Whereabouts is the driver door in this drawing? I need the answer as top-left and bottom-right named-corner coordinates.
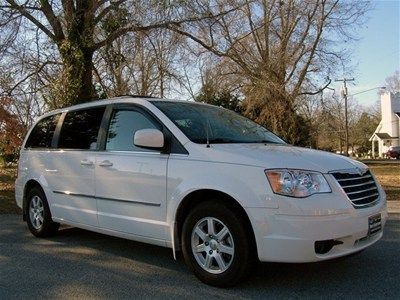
top-left (95, 106), bottom-right (169, 241)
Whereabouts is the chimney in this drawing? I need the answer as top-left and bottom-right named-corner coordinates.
top-left (380, 92), bottom-right (400, 137)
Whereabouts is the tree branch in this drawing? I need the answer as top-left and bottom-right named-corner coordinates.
top-left (40, 1), bottom-right (65, 42)
top-left (5, 0), bottom-right (56, 40)
top-left (293, 0), bottom-right (339, 96)
top-left (93, 5), bottom-right (242, 50)
top-left (3, 61), bottom-right (56, 96)
top-left (299, 77), bottom-right (332, 96)
top-left (94, 0), bottom-right (127, 25)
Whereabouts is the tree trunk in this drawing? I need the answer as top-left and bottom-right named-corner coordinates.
top-left (56, 41), bottom-right (95, 107)
top-left (57, 0), bottom-right (96, 106)
top-left (77, 50), bottom-right (95, 102)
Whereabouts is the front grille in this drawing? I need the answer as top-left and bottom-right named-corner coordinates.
top-left (332, 170), bottom-right (379, 208)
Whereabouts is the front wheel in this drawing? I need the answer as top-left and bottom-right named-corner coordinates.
top-left (26, 187), bottom-right (59, 237)
top-left (182, 201), bottom-right (254, 287)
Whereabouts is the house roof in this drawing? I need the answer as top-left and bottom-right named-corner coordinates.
top-left (374, 132), bottom-right (399, 139)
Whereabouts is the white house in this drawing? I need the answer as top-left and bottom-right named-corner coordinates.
top-left (370, 92), bottom-right (400, 157)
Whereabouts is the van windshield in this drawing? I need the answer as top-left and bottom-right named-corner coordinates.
top-left (152, 101), bottom-right (285, 144)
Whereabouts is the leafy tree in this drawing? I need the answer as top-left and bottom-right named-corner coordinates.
top-left (0, 97), bottom-right (26, 163)
top-left (195, 65), bottom-right (242, 113)
top-left (196, 88), bottom-right (242, 113)
top-left (351, 112), bottom-right (379, 157)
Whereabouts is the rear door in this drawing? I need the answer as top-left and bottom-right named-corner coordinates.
top-left (49, 106), bottom-right (105, 226)
top-left (95, 105), bottom-right (169, 240)
top-left (23, 113), bottom-right (61, 213)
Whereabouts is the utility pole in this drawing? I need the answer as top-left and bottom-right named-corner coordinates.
top-left (335, 77), bottom-right (355, 157)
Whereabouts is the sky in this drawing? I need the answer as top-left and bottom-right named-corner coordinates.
top-left (333, 0), bottom-right (400, 107)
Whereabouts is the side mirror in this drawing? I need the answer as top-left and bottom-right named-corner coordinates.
top-left (133, 129), bottom-right (164, 149)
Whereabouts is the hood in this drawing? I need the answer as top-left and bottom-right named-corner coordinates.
top-left (189, 143), bottom-right (367, 173)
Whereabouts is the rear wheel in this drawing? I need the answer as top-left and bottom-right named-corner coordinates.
top-left (26, 187), bottom-right (59, 237)
top-left (182, 201), bottom-right (254, 287)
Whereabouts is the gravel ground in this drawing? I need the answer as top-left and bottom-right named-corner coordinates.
top-left (0, 214), bottom-right (399, 299)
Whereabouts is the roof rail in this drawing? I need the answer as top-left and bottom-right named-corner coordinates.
top-left (116, 94), bottom-right (159, 99)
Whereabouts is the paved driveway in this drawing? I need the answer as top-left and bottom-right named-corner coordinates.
top-left (1, 214), bottom-right (399, 299)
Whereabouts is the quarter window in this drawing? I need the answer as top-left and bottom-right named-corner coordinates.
top-left (58, 107), bottom-right (105, 150)
top-left (106, 110), bottom-right (159, 151)
top-left (25, 114), bottom-right (61, 148)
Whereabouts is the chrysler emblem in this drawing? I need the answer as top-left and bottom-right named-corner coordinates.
top-left (357, 167), bottom-right (367, 176)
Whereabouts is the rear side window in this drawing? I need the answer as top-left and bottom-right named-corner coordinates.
top-left (25, 114), bottom-right (60, 148)
top-left (58, 107), bottom-right (105, 150)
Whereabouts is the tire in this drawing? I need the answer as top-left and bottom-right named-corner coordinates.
top-left (26, 186), bottom-right (59, 237)
top-left (181, 201), bottom-right (254, 287)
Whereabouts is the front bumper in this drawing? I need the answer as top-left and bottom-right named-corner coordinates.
top-left (247, 195), bottom-right (387, 263)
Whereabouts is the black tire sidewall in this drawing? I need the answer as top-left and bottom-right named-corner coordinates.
top-left (26, 187), bottom-right (58, 237)
top-left (182, 201), bottom-right (252, 287)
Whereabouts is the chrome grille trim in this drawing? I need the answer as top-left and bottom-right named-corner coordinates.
top-left (331, 170), bottom-right (380, 209)
top-left (336, 174), bottom-right (372, 182)
top-left (351, 192), bottom-right (379, 202)
top-left (341, 180), bottom-right (375, 188)
top-left (346, 186), bottom-right (379, 195)
top-left (352, 198), bottom-right (380, 207)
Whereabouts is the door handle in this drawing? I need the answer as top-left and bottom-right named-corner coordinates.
top-left (80, 159), bottom-right (94, 166)
top-left (99, 160), bottom-right (113, 167)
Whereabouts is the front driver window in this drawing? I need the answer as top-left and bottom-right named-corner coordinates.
top-left (106, 110), bottom-right (159, 152)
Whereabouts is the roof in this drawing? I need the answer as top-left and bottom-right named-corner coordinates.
top-left (373, 132), bottom-right (399, 139)
top-left (37, 96), bottom-right (162, 119)
top-left (32, 96), bottom-right (206, 124)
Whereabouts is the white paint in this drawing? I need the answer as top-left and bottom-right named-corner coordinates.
top-left (134, 128), bottom-right (164, 149)
top-left (15, 96), bottom-right (388, 266)
top-left (370, 92), bottom-right (400, 157)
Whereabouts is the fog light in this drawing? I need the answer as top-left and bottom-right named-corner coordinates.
top-left (314, 239), bottom-right (343, 254)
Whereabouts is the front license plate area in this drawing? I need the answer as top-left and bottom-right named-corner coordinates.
top-left (368, 214), bottom-right (382, 236)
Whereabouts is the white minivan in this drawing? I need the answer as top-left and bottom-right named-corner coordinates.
top-left (15, 96), bottom-right (387, 287)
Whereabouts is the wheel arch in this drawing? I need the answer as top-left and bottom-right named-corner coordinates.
top-left (174, 189), bottom-right (257, 257)
top-left (22, 179), bottom-right (43, 221)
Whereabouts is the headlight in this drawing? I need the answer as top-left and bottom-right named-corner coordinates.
top-left (265, 169), bottom-right (331, 198)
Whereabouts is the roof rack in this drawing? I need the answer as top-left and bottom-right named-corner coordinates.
top-left (116, 94), bottom-right (159, 99)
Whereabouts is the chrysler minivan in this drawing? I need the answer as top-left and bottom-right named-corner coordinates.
top-left (15, 96), bottom-right (387, 287)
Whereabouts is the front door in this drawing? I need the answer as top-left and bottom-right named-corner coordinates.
top-left (95, 107), bottom-right (169, 241)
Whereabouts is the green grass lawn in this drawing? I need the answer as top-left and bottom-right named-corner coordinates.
top-left (1, 163), bottom-right (399, 214)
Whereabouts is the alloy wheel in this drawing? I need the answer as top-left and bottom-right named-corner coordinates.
top-left (29, 195), bottom-right (44, 230)
top-left (191, 217), bottom-right (235, 274)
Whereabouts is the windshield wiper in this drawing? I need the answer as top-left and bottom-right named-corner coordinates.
top-left (207, 138), bottom-right (240, 144)
top-left (192, 138), bottom-right (241, 144)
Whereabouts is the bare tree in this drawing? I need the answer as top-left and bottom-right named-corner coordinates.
top-left (313, 92), bottom-right (366, 154)
top-left (167, 0), bottom-right (370, 143)
top-left (0, 0), bottom-right (241, 106)
top-left (94, 28), bottom-right (184, 98)
top-left (384, 70), bottom-right (400, 93)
